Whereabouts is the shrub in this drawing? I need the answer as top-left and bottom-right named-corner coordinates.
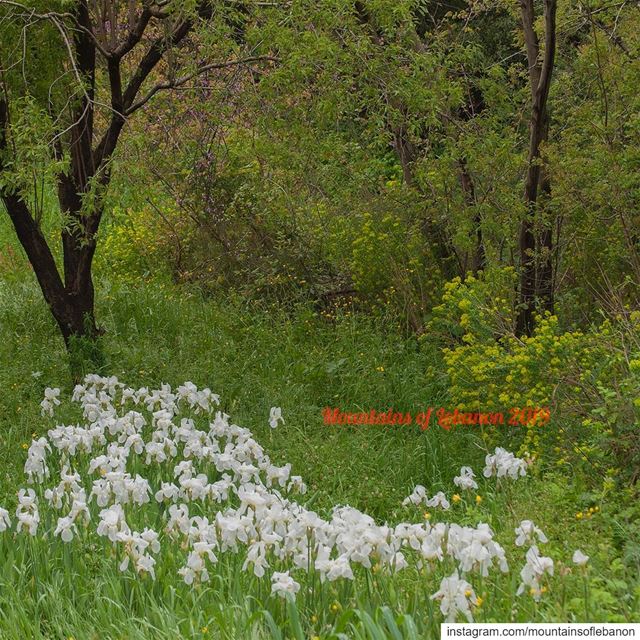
top-left (428, 273), bottom-right (640, 484)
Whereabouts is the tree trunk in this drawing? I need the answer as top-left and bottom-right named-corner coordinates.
top-left (1, 190), bottom-right (98, 346)
top-left (57, 177), bottom-right (101, 345)
top-left (516, 0), bottom-right (557, 337)
top-left (537, 173), bottom-right (554, 316)
top-left (1, 97), bottom-right (99, 359)
top-left (458, 157), bottom-right (486, 276)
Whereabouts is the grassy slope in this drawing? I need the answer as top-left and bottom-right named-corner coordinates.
top-left (0, 271), bottom-right (638, 638)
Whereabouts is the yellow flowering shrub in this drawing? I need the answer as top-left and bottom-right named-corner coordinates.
top-left (429, 272), bottom-right (640, 477)
top-left (349, 211), bottom-right (428, 299)
top-left (428, 267), bottom-right (517, 344)
top-left (97, 206), bottom-right (187, 282)
top-left (333, 207), bottom-right (441, 322)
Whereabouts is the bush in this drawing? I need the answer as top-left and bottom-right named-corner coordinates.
top-left (428, 272), bottom-right (640, 485)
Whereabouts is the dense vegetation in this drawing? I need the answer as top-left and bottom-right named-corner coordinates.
top-left (0, 0), bottom-right (639, 637)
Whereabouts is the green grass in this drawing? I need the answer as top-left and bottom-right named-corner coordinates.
top-left (0, 275), bottom-right (638, 639)
top-left (1, 275), bottom-right (462, 518)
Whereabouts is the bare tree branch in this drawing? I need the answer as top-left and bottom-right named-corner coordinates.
top-left (125, 55), bottom-right (279, 115)
top-left (111, 6), bottom-right (152, 59)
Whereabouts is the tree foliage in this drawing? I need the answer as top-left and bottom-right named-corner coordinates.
top-left (1, 0), bottom-right (638, 348)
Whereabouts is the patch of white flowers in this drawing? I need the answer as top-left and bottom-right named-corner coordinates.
top-left (402, 486), bottom-right (450, 510)
top-left (0, 377), bottom-right (577, 623)
top-left (431, 571), bottom-right (478, 622)
top-left (453, 466), bottom-right (478, 491)
top-left (16, 488), bottom-right (39, 535)
top-left (269, 407), bottom-right (284, 429)
top-left (513, 518), bottom-right (554, 601)
top-left (514, 520), bottom-right (548, 547)
top-left (517, 545), bottom-right (554, 600)
top-left (271, 570), bottom-right (301, 598)
top-left (0, 507), bottom-right (10, 532)
top-left (483, 447), bottom-right (528, 479)
top-left (40, 387), bottom-right (61, 417)
top-left (572, 550), bottom-right (589, 567)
